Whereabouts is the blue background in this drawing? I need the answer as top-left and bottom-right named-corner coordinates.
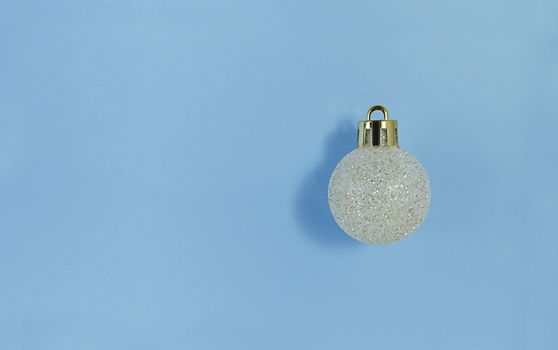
top-left (1, 0), bottom-right (557, 349)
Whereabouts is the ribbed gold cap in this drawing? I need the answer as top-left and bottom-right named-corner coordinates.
top-left (357, 105), bottom-right (398, 148)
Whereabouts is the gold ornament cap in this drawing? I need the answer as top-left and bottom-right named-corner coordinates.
top-left (357, 105), bottom-right (398, 148)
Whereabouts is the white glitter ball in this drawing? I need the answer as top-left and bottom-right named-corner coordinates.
top-left (328, 147), bottom-right (430, 244)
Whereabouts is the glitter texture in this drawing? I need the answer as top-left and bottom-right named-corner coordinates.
top-left (328, 147), bottom-right (430, 244)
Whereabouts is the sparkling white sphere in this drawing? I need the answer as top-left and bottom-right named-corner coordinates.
top-left (328, 147), bottom-right (430, 244)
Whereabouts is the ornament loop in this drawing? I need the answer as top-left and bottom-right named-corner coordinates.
top-left (367, 105), bottom-right (389, 121)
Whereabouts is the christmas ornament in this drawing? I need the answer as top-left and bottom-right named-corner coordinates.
top-left (328, 105), bottom-right (430, 244)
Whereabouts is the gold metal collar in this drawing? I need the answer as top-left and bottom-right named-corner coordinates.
top-left (357, 105), bottom-right (398, 148)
